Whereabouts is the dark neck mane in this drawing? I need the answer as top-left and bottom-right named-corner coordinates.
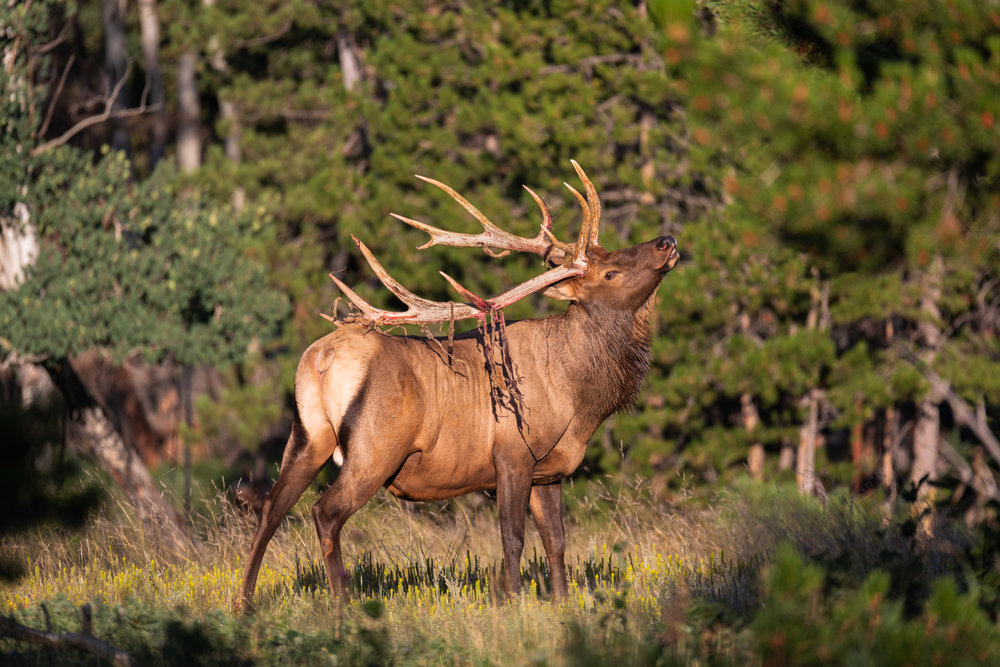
top-left (554, 292), bottom-right (657, 420)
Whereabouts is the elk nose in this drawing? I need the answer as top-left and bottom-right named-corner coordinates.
top-left (656, 235), bottom-right (677, 251)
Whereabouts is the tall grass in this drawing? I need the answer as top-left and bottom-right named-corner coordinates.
top-left (0, 473), bottom-right (986, 665)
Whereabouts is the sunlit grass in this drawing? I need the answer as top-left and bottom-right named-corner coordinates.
top-left (1, 475), bottom-right (979, 664)
top-left (1, 482), bottom-right (733, 615)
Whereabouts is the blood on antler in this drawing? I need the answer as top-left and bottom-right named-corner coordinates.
top-left (325, 160), bottom-right (604, 327)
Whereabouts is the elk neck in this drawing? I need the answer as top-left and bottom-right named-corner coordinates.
top-left (545, 290), bottom-right (657, 420)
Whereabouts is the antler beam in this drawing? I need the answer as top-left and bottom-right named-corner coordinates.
top-left (329, 161), bottom-right (604, 327)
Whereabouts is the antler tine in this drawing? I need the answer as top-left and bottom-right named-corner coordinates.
top-left (563, 183), bottom-right (593, 265)
top-left (329, 162), bottom-right (604, 328)
top-left (523, 185), bottom-right (572, 261)
top-left (442, 265), bottom-right (587, 312)
top-left (415, 175), bottom-right (502, 235)
top-left (328, 272), bottom-right (382, 321)
top-left (522, 185), bottom-right (552, 232)
top-left (486, 263), bottom-right (585, 309)
top-left (390, 175), bottom-right (571, 262)
top-left (570, 159), bottom-right (602, 249)
top-left (332, 236), bottom-right (482, 325)
top-left (352, 237), bottom-right (444, 310)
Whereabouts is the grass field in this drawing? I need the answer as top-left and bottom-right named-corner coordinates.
top-left (2, 474), bottom-right (998, 665)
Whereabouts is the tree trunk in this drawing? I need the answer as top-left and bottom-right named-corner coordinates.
top-left (797, 389), bottom-right (818, 496)
top-left (43, 358), bottom-right (195, 557)
top-left (881, 405), bottom-right (899, 497)
top-left (2, 27), bottom-right (38, 291)
top-left (779, 440), bottom-right (795, 470)
top-left (204, 0), bottom-right (244, 209)
top-left (797, 276), bottom-right (828, 496)
top-left (850, 393), bottom-right (875, 491)
top-left (911, 255), bottom-right (944, 497)
top-left (911, 400), bottom-right (939, 492)
top-left (102, 0), bottom-right (130, 157)
top-left (741, 393), bottom-right (764, 480)
top-left (176, 52), bottom-right (201, 172)
top-left (880, 319), bottom-right (898, 499)
top-left (137, 0), bottom-right (166, 170)
top-left (337, 32), bottom-right (362, 93)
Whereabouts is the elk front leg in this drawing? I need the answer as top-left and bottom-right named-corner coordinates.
top-left (493, 445), bottom-right (534, 598)
top-left (529, 482), bottom-right (568, 601)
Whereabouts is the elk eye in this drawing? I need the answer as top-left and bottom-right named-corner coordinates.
top-left (604, 270), bottom-right (618, 281)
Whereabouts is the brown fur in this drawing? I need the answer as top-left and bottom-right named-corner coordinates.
top-left (235, 235), bottom-right (679, 611)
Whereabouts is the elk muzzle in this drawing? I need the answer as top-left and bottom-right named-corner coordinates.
top-left (655, 235), bottom-right (680, 272)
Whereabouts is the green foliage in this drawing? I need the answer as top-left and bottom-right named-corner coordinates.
top-left (168, 0), bottom-right (706, 320)
top-left (755, 542), bottom-right (1000, 666)
top-left (7, 0), bottom-right (1000, 510)
top-left (2, 0), bottom-right (289, 373)
top-left (642, 0), bottom-right (1000, 490)
top-left (678, 0), bottom-right (1000, 273)
top-left (0, 150), bottom-right (288, 365)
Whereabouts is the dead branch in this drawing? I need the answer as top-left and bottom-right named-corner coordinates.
top-left (0, 605), bottom-right (133, 667)
top-left (235, 18), bottom-right (294, 48)
top-left (539, 53), bottom-right (662, 77)
top-left (36, 53), bottom-right (75, 139)
top-left (897, 344), bottom-right (1000, 468)
top-left (29, 27), bottom-right (70, 57)
top-left (30, 62), bottom-right (161, 157)
top-left (939, 436), bottom-right (975, 486)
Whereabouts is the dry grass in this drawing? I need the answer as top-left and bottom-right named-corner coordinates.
top-left (0, 474), bottom-right (976, 664)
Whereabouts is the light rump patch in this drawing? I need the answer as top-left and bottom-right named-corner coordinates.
top-left (298, 332), bottom-right (373, 466)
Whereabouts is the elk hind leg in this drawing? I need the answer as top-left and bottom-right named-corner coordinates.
top-left (311, 448), bottom-right (403, 598)
top-left (529, 482), bottom-right (568, 600)
top-left (235, 420), bottom-right (331, 613)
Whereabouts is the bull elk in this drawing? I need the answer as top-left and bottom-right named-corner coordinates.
top-left (235, 161), bottom-right (679, 611)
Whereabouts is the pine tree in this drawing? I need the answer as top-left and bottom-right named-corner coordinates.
top-left (0, 3), bottom-right (287, 550)
top-left (663, 0), bottom-right (1000, 497)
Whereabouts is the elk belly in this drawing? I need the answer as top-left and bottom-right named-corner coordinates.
top-left (385, 437), bottom-right (497, 501)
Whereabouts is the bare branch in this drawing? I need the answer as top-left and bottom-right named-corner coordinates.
top-left (37, 53), bottom-right (75, 139)
top-left (235, 19), bottom-right (294, 48)
top-left (897, 344), bottom-right (1000, 468)
top-left (30, 62), bottom-right (161, 157)
top-left (29, 27), bottom-right (70, 57)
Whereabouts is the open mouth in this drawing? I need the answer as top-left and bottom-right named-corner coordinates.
top-left (659, 245), bottom-right (680, 272)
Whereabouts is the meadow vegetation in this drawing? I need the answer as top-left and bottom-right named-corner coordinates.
top-left (3, 1), bottom-right (1000, 663)
top-left (3, 472), bottom-right (1000, 665)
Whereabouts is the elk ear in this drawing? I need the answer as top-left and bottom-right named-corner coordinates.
top-left (542, 278), bottom-right (580, 301)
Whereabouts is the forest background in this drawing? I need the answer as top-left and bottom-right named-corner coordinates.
top-left (2, 0), bottom-right (1000, 664)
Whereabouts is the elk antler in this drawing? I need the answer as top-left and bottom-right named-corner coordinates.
top-left (329, 161), bottom-right (604, 326)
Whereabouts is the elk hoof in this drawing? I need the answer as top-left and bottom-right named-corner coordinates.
top-left (232, 596), bottom-right (252, 616)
